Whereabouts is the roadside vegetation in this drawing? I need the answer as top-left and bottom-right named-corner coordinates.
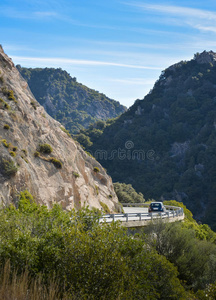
top-left (0, 192), bottom-right (216, 299)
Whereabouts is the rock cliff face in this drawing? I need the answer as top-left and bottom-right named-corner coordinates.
top-left (0, 46), bottom-right (119, 212)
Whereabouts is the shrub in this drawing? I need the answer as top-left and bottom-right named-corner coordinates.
top-left (95, 185), bottom-right (99, 195)
top-left (49, 157), bottom-right (62, 169)
top-left (3, 124), bottom-right (10, 130)
top-left (12, 146), bottom-right (17, 152)
top-left (21, 149), bottom-right (27, 155)
top-left (9, 151), bottom-right (16, 157)
top-left (1, 158), bottom-right (18, 176)
top-left (8, 90), bottom-right (16, 101)
top-left (38, 143), bottom-right (53, 154)
top-left (72, 171), bottom-right (80, 178)
top-left (1, 139), bottom-right (9, 148)
top-left (99, 201), bottom-right (111, 213)
top-left (93, 167), bottom-right (100, 173)
top-left (34, 151), bottom-right (40, 157)
top-left (0, 98), bottom-right (10, 110)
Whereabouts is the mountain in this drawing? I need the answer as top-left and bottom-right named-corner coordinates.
top-left (0, 45), bottom-right (119, 212)
top-left (80, 51), bottom-right (216, 229)
top-left (17, 66), bottom-right (127, 134)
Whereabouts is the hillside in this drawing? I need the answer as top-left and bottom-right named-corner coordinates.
top-left (17, 66), bottom-right (126, 134)
top-left (79, 51), bottom-right (216, 229)
top-left (0, 45), bottom-right (119, 212)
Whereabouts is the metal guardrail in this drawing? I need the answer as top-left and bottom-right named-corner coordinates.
top-left (99, 204), bottom-right (184, 224)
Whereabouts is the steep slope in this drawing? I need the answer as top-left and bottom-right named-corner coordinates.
top-left (0, 46), bottom-right (119, 212)
top-left (82, 51), bottom-right (216, 228)
top-left (17, 66), bottom-right (127, 134)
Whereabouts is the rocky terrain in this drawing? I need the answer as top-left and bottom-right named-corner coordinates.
top-left (17, 66), bottom-right (127, 134)
top-left (0, 46), bottom-right (119, 212)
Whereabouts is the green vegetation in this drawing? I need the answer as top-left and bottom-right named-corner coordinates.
top-left (34, 151), bottom-right (40, 157)
top-left (95, 185), bottom-right (99, 195)
top-left (17, 66), bottom-right (126, 134)
top-left (38, 143), bottom-right (53, 154)
top-left (0, 193), bottom-right (190, 299)
top-left (99, 201), bottom-right (110, 213)
top-left (49, 157), bottom-right (62, 169)
top-left (1, 193), bottom-right (216, 298)
top-left (93, 166), bottom-right (100, 173)
top-left (78, 52), bottom-right (216, 230)
top-left (9, 151), bottom-right (16, 157)
top-left (72, 171), bottom-right (80, 178)
top-left (0, 98), bottom-right (10, 110)
top-left (1, 139), bottom-right (10, 148)
top-left (2, 87), bottom-right (17, 102)
top-left (60, 126), bottom-right (72, 138)
top-left (3, 124), bottom-right (10, 130)
top-left (114, 182), bottom-right (145, 203)
top-left (0, 157), bottom-right (18, 176)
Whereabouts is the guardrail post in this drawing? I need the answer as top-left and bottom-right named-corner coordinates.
top-left (166, 211), bottom-right (169, 219)
top-left (173, 211), bottom-right (175, 218)
top-left (151, 213), bottom-right (153, 221)
top-left (138, 213), bottom-right (141, 221)
top-left (125, 214), bottom-right (128, 222)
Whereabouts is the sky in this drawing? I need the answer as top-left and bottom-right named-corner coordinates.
top-left (1, 0), bottom-right (216, 107)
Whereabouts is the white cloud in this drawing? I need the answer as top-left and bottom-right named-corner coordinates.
top-left (11, 56), bottom-right (162, 70)
top-left (124, 2), bottom-right (216, 20)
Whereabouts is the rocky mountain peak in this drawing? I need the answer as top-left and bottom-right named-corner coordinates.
top-left (0, 46), bottom-right (119, 212)
top-left (194, 50), bottom-right (216, 65)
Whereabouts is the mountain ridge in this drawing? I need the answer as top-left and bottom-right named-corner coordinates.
top-left (17, 66), bottom-right (127, 134)
top-left (79, 50), bottom-right (216, 229)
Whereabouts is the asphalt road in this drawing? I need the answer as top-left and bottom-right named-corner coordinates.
top-left (123, 207), bottom-right (148, 213)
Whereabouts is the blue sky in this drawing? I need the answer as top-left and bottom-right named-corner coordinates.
top-left (1, 0), bottom-right (216, 107)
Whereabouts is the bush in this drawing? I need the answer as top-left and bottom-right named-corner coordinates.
top-left (38, 143), bottom-right (53, 154)
top-left (34, 151), bottom-right (40, 157)
top-left (0, 98), bottom-right (10, 110)
top-left (49, 157), bottom-right (62, 169)
top-left (3, 124), bottom-right (10, 130)
top-left (72, 171), bottom-right (80, 178)
top-left (93, 166), bottom-right (100, 173)
top-left (1, 139), bottom-right (9, 148)
top-left (9, 151), bottom-right (16, 157)
top-left (114, 182), bottom-right (145, 203)
top-left (99, 201), bottom-right (110, 213)
top-left (0, 199), bottom-right (187, 299)
top-left (1, 158), bottom-right (18, 176)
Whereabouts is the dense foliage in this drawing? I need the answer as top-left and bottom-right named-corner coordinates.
top-left (0, 191), bottom-right (193, 299)
top-left (1, 192), bottom-right (216, 298)
top-left (77, 51), bottom-right (216, 230)
top-left (114, 182), bottom-right (145, 203)
top-left (17, 66), bottom-right (126, 134)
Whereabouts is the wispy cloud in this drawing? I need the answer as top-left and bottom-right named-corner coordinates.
top-left (11, 56), bottom-right (162, 70)
top-left (124, 2), bottom-right (216, 20)
top-left (123, 2), bottom-right (216, 34)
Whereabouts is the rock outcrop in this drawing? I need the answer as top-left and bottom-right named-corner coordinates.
top-left (0, 46), bottom-right (119, 212)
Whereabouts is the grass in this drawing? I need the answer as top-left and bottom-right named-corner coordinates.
top-left (0, 261), bottom-right (71, 300)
